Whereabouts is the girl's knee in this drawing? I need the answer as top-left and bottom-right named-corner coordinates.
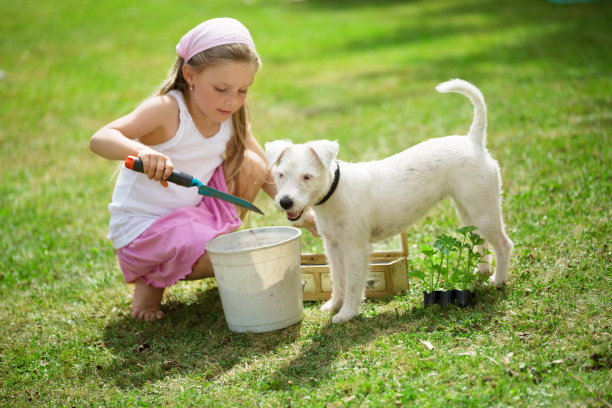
top-left (244, 149), bottom-right (268, 177)
top-left (225, 149), bottom-right (274, 215)
top-left (185, 253), bottom-right (215, 280)
top-left (241, 150), bottom-right (271, 196)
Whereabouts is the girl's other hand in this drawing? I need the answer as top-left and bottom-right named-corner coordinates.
top-left (137, 148), bottom-right (174, 188)
top-left (302, 208), bottom-right (319, 237)
top-left (286, 208), bottom-right (318, 236)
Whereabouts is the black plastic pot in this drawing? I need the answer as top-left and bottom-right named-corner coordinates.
top-left (438, 290), bottom-right (452, 305)
top-left (423, 291), bottom-right (437, 307)
top-left (423, 289), bottom-right (475, 307)
top-left (454, 290), bottom-right (474, 308)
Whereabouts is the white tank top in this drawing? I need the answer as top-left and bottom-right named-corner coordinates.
top-left (107, 90), bottom-right (233, 249)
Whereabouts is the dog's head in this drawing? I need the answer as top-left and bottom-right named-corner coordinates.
top-left (265, 139), bottom-right (339, 223)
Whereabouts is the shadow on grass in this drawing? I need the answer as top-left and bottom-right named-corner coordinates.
top-left (100, 284), bottom-right (301, 389)
top-left (301, 0), bottom-right (610, 87)
top-left (257, 286), bottom-right (509, 392)
top-left (309, 0), bottom-right (610, 55)
top-left (273, 0), bottom-right (611, 151)
top-left (305, 0), bottom-right (423, 9)
top-left (99, 282), bottom-right (507, 389)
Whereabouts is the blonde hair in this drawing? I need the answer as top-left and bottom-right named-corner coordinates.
top-left (157, 44), bottom-right (261, 199)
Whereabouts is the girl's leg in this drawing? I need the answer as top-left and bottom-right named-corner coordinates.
top-left (126, 154), bottom-right (268, 319)
top-left (228, 149), bottom-right (276, 212)
top-left (185, 253), bottom-right (215, 280)
top-left (132, 279), bottom-right (165, 321)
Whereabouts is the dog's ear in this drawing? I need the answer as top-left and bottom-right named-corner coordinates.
top-left (265, 140), bottom-right (293, 169)
top-left (307, 140), bottom-right (339, 169)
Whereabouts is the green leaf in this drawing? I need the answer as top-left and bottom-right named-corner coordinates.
top-left (409, 269), bottom-right (426, 281)
top-left (457, 225), bottom-right (477, 236)
top-left (434, 234), bottom-right (459, 255)
top-left (469, 231), bottom-right (485, 246)
top-left (420, 244), bottom-right (436, 258)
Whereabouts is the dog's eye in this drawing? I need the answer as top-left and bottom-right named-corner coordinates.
top-left (303, 174), bottom-right (312, 181)
top-left (277, 172), bottom-right (283, 178)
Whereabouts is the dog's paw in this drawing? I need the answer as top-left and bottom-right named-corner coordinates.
top-left (321, 299), bottom-right (342, 313)
top-left (490, 274), bottom-right (507, 287)
top-left (331, 309), bottom-right (358, 324)
top-left (476, 262), bottom-right (492, 276)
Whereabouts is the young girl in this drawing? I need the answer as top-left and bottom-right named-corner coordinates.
top-left (90, 18), bottom-right (313, 321)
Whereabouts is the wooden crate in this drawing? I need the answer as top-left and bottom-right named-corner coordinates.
top-left (300, 233), bottom-right (409, 301)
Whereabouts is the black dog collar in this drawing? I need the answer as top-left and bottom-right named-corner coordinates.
top-left (316, 161), bottom-right (340, 206)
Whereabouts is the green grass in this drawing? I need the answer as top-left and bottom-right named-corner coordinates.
top-left (1, 0), bottom-right (611, 406)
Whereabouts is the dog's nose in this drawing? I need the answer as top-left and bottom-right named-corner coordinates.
top-left (279, 196), bottom-right (293, 210)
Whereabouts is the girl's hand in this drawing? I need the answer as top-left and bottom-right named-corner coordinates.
top-left (302, 208), bottom-right (319, 237)
top-left (287, 208), bottom-right (319, 236)
top-left (137, 148), bottom-right (174, 188)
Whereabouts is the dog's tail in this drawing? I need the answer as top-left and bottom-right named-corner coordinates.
top-left (436, 79), bottom-right (487, 146)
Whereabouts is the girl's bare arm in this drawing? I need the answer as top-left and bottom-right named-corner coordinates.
top-left (89, 96), bottom-right (179, 185)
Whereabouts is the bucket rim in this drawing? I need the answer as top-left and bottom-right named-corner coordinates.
top-left (206, 226), bottom-right (302, 255)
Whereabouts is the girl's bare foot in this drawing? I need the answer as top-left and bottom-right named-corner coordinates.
top-left (132, 279), bottom-right (166, 321)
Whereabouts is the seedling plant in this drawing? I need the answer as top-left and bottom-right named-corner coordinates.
top-left (411, 226), bottom-right (490, 305)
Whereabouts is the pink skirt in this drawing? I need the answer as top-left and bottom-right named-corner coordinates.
top-left (116, 165), bottom-right (242, 288)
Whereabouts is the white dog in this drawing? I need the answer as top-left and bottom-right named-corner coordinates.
top-left (265, 79), bottom-right (514, 324)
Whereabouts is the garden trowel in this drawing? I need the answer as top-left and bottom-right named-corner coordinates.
top-left (124, 156), bottom-right (264, 215)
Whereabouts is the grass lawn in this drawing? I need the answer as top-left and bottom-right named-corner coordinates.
top-left (1, 0), bottom-right (610, 406)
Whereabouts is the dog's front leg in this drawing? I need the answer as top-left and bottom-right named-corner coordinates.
top-left (321, 239), bottom-right (345, 313)
top-left (332, 245), bottom-right (371, 324)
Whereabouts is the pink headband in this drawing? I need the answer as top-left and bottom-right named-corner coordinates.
top-left (176, 18), bottom-right (256, 62)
